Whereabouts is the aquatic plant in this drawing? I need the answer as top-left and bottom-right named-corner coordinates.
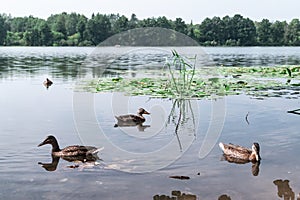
top-left (165, 50), bottom-right (196, 99)
top-left (84, 65), bottom-right (300, 100)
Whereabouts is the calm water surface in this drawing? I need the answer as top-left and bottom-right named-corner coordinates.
top-left (1, 47), bottom-right (300, 200)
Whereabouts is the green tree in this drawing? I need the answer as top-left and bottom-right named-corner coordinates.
top-left (5, 31), bottom-right (24, 45)
top-left (39, 22), bottom-right (53, 46)
top-left (270, 21), bottom-right (287, 46)
top-left (52, 13), bottom-right (67, 39)
top-left (174, 18), bottom-right (187, 34)
top-left (256, 19), bottom-right (272, 45)
top-left (156, 16), bottom-right (173, 29)
top-left (222, 14), bottom-right (256, 46)
top-left (285, 19), bottom-right (300, 46)
top-left (138, 18), bottom-right (158, 27)
top-left (113, 15), bottom-right (129, 33)
top-left (52, 31), bottom-right (66, 45)
top-left (24, 29), bottom-right (41, 46)
top-left (65, 12), bottom-right (80, 36)
top-left (25, 16), bottom-right (44, 31)
top-left (236, 17), bottom-right (256, 46)
top-left (76, 16), bottom-right (87, 42)
top-left (10, 17), bottom-right (27, 32)
top-left (128, 14), bottom-right (138, 29)
top-left (199, 17), bottom-right (223, 45)
top-left (87, 13), bottom-right (112, 45)
top-left (0, 14), bottom-right (8, 45)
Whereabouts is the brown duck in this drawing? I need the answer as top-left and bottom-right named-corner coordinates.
top-left (219, 142), bottom-right (261, 162)
top-left (38, 135), bottom-right (102, 160)
top-left (43, 78), bottom-right (53, 88)
top-left (115, 108), bottom-right (150, 125)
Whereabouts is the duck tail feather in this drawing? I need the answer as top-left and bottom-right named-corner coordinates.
top-left (90, 147), bottom-right (104, 154)
top-left (219, 142), bottom-right (225, 152)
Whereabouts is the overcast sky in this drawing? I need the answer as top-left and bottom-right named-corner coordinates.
top-left (1, 0), bottom-right (299, 23)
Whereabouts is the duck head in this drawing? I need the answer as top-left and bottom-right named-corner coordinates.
top-left (137, 108), bottom-right (150, 115)
top-left (38, 135), bottom-right (57, 146)
top-left (38, 135), bottom-right (61, 152)
top-left (252, 142), bottom-right (261, 161)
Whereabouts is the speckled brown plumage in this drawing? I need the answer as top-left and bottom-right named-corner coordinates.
top-left (38, 135), bottom-right (102, 159)
top-left (115, 108), bottom-right (150, 125)
top-left (219, 142), bottom-right (261, 162)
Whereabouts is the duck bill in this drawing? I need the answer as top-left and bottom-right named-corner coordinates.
top-left (38, 140), bottom-right (47, 147)
top-left (144, 111), bottom-right (150, 115)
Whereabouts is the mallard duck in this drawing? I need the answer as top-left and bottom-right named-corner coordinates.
top-left (219, 142), bottom-right (261, 162)
top-left (38, 135), bottom-right (102, 159)
top-left (43, 78), bottom-right (53, 88)
top-left (115, 108), bottom-right (150, 125)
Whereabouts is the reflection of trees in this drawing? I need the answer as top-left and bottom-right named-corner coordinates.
top-left (166, 99), bottom-right (196, 151)
top-left (153, 190), bottom-right (196, 200)
top-left (274, 179), bottom-right (295, 200)
top-left (0, 55), bottom-right (84, 80)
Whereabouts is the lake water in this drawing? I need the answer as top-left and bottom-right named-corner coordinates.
top-left (1, 46), bottom-right (300, 200)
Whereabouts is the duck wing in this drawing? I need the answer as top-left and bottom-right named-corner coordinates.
top-left (226, 143), bottom-right (252, 154)
top-left (61, 145), bottom-right (100, 156)
top-left (60, 146), bottom-right (103, 162)
top-left (115, 114), bottom-right (143, 123)
top-left (219, 143), bottom-right (252, 160)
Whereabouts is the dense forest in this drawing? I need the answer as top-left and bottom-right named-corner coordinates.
top-left (0, 12), bottom-right (299, 46)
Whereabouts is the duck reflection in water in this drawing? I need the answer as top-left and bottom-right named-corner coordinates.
top-left (38, 154), bottom-right (100, 171)
top-left (219, 142), bottom-right (261, 176)
top-left (273, 179), bottom-right (296, 200)
top-left (38, 135), bottom-right (103, 171)
top-left (114, 122), bottom-right (150, 132)
top-left (38, 155), bottom-right (60, 171)
top-left (114, 108), bottom-right (151, 131)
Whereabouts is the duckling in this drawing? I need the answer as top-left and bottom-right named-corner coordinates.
top-left (115, 108), bottom-right (150, 125)
top-left (38, 135), bottom-right (102, 159)
top-left (219, 142), bottom-right (261, 162)
top-left (43, 78), bottom-right (53, 88)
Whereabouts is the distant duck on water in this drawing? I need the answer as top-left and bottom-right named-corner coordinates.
top-left (114, 108), bottom-right (150, 126)
top-left (43, 78), bottom-right (53, 88)
top-left (219, 142), bottom-right (261, 163)
top-left (38, 135), bottom-right (102, 160)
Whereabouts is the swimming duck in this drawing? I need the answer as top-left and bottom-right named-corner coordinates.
top-left (38, 135), bottom-right (102, 159)
top-left (115, 108), bottom-right (150, 125)
top-left (43, 78), bottom-right (53, 88)
top-left (219, 142), bottom-right (261, 162)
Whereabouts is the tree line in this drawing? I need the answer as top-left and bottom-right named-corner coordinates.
top-left (0, 12), bottom-right (299, 46)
